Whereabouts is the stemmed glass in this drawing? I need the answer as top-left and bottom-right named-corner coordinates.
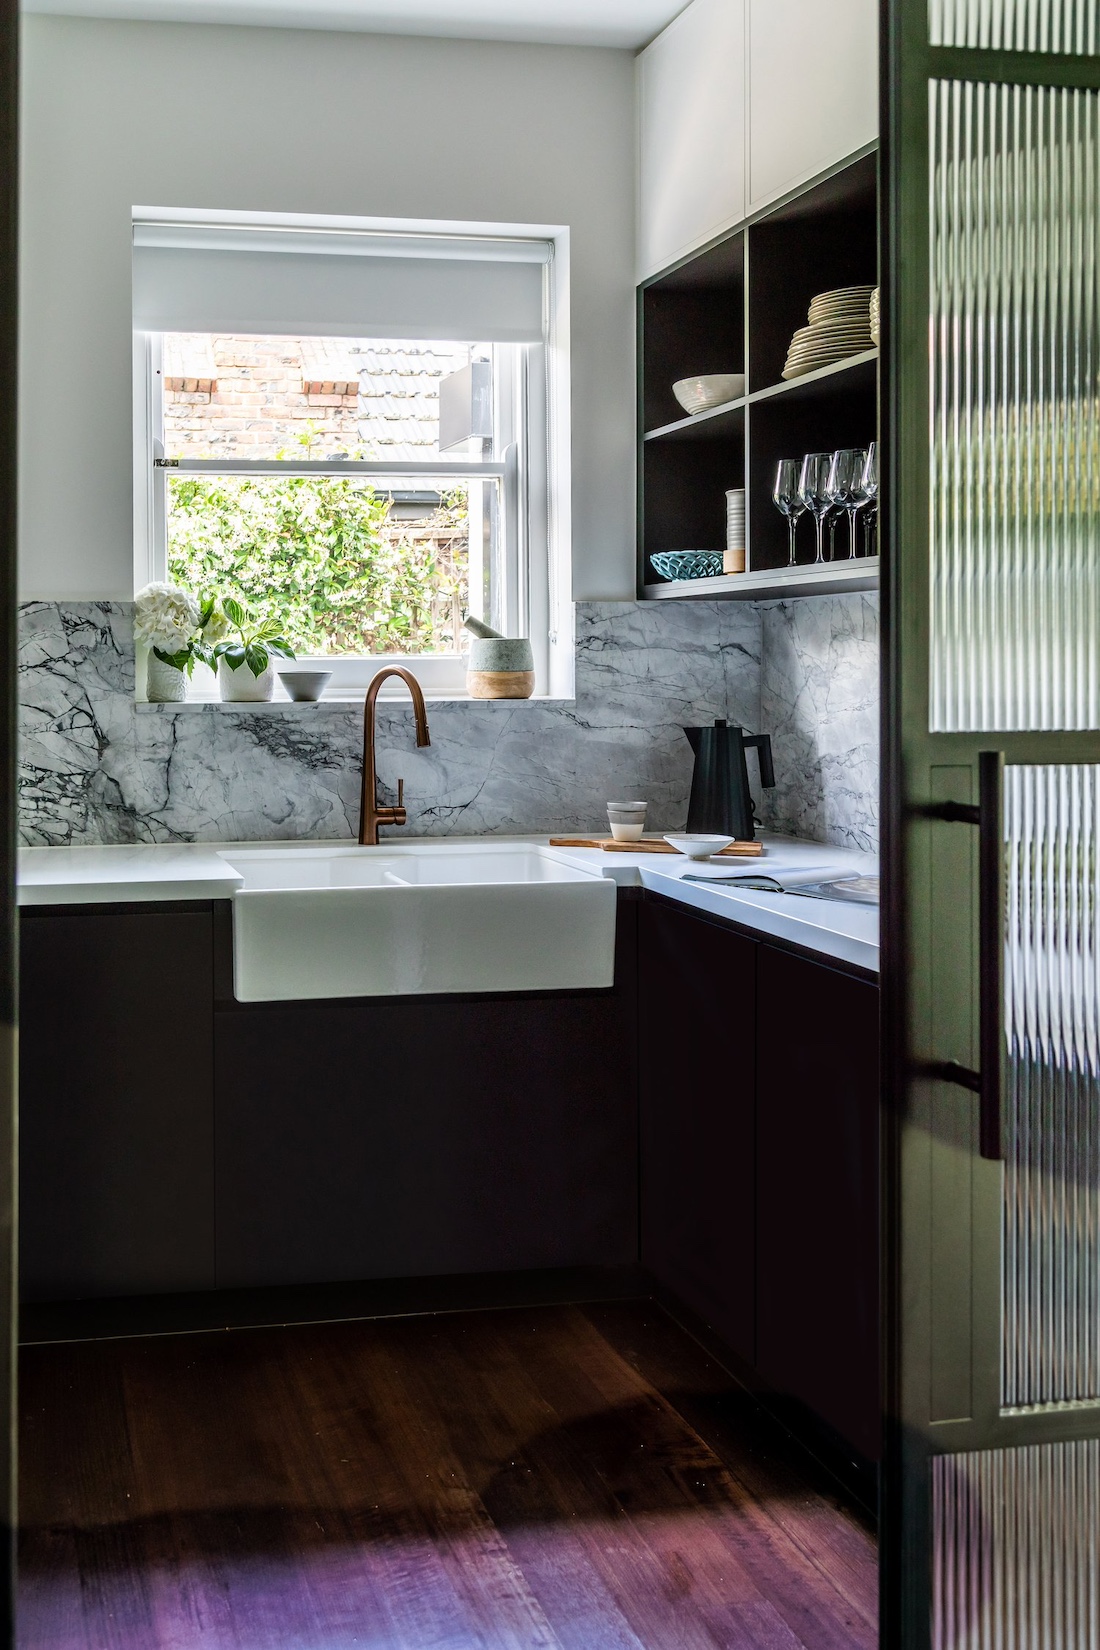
top-left (798, 453), bottom-right (833, 564)
top-left (828, 509), bottom-right (842, 561)
top-left (859, 442), bottom-right (878, 557)
top-left (825, 447), bottom-right (868, 559)
top-left (772, 459), bottom-right (806, 566)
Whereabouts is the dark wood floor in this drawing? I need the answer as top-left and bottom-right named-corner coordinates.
top-left (18, 1301), bottom-right (877, 1649)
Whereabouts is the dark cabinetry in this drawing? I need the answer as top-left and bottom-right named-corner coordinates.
top-left (19, 900), bottom-right (638, 1300)
top-left (638, 896), bottom-right (879, 1468)
top-left (638, 899), bottom-right (756, 1363)
top-left (19, 891), bottom-right (878, 1477)
top-left (214, 910), bottom-right (639, 1288)
top-left (756, 944), bottom-right (880, 1463)
top-left (19, 904), bottom-right (216, 1301)
top-left (640, 148), bottom-right (879, 596)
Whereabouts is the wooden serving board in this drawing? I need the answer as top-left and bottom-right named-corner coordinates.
top-left (548, 837), bottom-right (763, 857)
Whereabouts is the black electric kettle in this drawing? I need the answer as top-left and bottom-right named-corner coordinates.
top-left (684, 720), bottom-right (776, 840)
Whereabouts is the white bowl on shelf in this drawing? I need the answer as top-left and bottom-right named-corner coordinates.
top-left (663, 833), bottom-right (734, 861)
top-left (672, 374), bottom-right (745, 416)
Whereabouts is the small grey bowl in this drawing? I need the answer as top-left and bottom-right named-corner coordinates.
top-left (279, 669), bottom-right (333, 703)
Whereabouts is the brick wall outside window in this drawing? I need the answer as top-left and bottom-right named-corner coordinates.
top-left (162, 333), bottom-right (473, 462)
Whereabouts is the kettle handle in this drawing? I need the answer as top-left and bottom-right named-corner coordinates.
top-left (743, 733), bottom-right (775, 789)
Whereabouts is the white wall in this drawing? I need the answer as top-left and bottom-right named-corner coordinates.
top-left (19, 16), bottom-right (636, 600)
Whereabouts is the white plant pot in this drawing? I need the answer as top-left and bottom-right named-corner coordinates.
top-left (218, 658), bottom-right (275, 702)
top-left (146, 653), bottom-right (187, 703)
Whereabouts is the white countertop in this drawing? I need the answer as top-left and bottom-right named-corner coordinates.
top-left (543, 835), bottom-right (878, 975)
top-left (17, 833), bottom-right (879, 975)
top-left (17, 841), bottom-right (246, 906)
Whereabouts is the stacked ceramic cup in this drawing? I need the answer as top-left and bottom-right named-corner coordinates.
top-left (724, 489), bottom-right (746, 574)
top-left (607, 801), bottom-right (647, 842)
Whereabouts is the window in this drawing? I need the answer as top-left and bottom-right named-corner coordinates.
top-left (133, 213), bottom-right (569, 698)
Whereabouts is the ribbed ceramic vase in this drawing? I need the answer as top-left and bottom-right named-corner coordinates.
top-left (146, 653), bottom-right (187, 703)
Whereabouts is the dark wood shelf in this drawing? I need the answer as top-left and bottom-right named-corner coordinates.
top-left (642, 556), bottom-right (879, 602)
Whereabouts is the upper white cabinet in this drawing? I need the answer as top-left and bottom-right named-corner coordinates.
top-left (636, 0), bottom-right (878, 278)
top-left (636, 0), bottom-right (746, 281)
top-left (746, 0), bottom-right (878, 212)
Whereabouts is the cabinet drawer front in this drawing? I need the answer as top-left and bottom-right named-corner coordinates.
top-left (19, 908), bottom-right (216, 1301)
top-left (639, 901), bottom-right (757, 1364)
top-left (756, 943), bottom-right (879, 1461)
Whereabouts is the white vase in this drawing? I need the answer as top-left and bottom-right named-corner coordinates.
top-left (146, 653), bottom-right (187, 703)
top-left (218, 658), bottom-right (275, 702)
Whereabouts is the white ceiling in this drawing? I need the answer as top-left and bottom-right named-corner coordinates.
top-left (22, 0), bottom-right (692, 48)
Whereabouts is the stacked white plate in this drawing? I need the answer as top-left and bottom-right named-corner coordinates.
top-left (782, 285), bottom-right (875, 380)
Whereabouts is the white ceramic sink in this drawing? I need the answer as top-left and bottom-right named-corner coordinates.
top-left (217, 843), bottom-right (617, 1001)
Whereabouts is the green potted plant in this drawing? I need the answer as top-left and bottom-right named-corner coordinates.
top-left (197, 597), bottom-right (295, 703)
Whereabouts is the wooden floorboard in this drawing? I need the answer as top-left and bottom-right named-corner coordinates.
top-left (18, 1301), bottom-right (877, 1649)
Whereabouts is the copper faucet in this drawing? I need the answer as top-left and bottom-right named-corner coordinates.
top-left (359, 667), bottom-right (431, 845)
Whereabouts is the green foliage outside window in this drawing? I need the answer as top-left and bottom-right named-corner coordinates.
top-left (167, 466), bottom-right (469, 657)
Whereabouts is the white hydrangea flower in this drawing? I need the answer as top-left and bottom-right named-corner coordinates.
top-left (134, 582), bottom-right (201, 652)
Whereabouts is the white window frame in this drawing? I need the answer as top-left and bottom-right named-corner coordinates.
top-left (133, 212), bottom-right (573, 702)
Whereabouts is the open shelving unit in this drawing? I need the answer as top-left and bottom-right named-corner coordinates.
top-left (638, 148), bottom-right (879, 601)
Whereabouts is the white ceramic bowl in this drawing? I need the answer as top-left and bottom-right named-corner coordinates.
top-left (663, 833), bottom-right (734, 861)
top-left (672, 374), bottom-right (746, 417)
top-left (278, 669), bottom-right (333, 702)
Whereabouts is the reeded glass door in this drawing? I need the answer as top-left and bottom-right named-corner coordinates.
top-left (883, 5), bottom-right (1100, 1645)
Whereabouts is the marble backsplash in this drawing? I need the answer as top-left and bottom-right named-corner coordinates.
top-left (758, 592), bottom-right (880, 853)
top-left (18, 593), bottom-right (879, 851)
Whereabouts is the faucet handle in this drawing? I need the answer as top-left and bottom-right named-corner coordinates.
top-left (396, 778), bottom-right (404, 808)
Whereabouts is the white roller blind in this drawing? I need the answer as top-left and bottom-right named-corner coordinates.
top-left (132, 223), bottom-right (551, 341)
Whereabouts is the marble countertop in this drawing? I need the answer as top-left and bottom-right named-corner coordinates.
top-left (17, 832), bottom-right (879, 974)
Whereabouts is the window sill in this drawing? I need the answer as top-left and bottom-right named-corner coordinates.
top-left (134, 695), bottom-right (571, 711)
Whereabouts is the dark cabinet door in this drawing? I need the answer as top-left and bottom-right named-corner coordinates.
top-left (755, 943), bottom-right (879, 1463)
top-left (638, 899), bottom-right (757, 1364)
top-left (213, 906), bottom-right (639, 1289)
top-left (19, 906), bottom-right (216, 1301)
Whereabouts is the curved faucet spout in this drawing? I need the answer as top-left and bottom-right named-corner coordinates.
top-left (359, 667), bottom-right (432, 845)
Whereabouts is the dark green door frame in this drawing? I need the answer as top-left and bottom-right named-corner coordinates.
top-left (0, 0), bottom-right (17, 1639)
top-left (881, 5), bottom-right (1100, 1645)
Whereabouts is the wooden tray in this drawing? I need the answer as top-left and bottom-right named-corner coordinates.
top-left (548, 837), bottom-right (763, 857)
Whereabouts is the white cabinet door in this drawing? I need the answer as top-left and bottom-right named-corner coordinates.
top-left (747, 0), bottom-right (877, 212)
top-left (637, 0), bottom-right (745, 280)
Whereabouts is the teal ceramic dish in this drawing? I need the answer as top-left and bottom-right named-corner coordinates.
top-left (650, 551), bottom-right (724, 581)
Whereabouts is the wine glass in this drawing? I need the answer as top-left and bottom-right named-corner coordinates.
top-left (859, 442), bottom-right (879, 557)
top-left (828, 509), bottom-right (842, 562)
top-left (798, 453), bottom-right (833, 564)
top-left (825, 447), bottom-right (868, 559)
top-left (772, 459), bottom-right (806, 566)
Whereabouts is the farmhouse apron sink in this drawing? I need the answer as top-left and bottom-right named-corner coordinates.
top-left (217, 842), bottom-right (616, 1001)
